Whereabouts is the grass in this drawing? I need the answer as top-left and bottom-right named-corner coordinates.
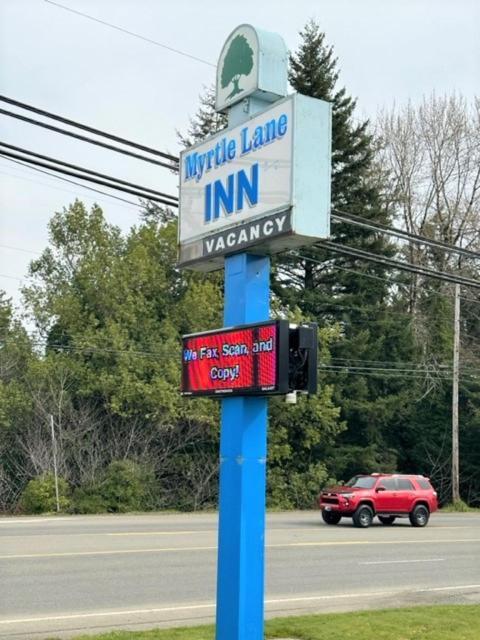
top-left (56, 605), bottom-right (480, 640)
top-left (441, 500), bottom-right (480, 512)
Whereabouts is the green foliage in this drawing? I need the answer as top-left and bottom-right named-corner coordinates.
top-left (177, 85), bottom-right (227, 149)
top-left (441, 500), bottom-right (479, 513)
top-left (72, 485), bottom-right (108, 514)
top-left (72, 461), bottom-right (155, 514)
top-left (2, 23), bottom-right (480, 515)
top-left (268, 382), bottom-right (345, 508)
top-left (98, 460), bottom-right (153, 513)
top-left (19, 473), bottom-right (70, 514)
top-left (65, 605), bottom-right (480, 639)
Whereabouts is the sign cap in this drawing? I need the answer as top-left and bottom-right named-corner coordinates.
top-left (216, 24), bottom-right (288, 113)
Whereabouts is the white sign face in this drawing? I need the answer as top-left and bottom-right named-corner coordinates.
top-left (216, 25), bottom-right (259, 112)
top-left (180, 99), bottom-right (292, 247)
top-left (178, 94), bottom-right (332, 271)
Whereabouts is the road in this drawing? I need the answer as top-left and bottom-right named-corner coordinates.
top-left (0, 511), bottom-right (479, 638)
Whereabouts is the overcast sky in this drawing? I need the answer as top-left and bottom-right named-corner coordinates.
top-left (1, 0), bottom-right (479, 315)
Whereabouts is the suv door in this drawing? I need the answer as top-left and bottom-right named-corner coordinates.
top-left (374, 477), bottom-right (398, 512)
top-left (396, 477), bottom-right (416, 512)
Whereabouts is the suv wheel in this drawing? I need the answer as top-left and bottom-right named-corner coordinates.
top-left (322, 510), bottom-right (342, 525)
top-left (352, 504), bottom-right (374, 528)
top-left (378, 515), bottom-right (396, 525)
top-left (409, 504), bottom-right (429, 527)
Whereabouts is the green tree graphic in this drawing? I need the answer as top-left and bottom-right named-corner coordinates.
top-left (221, 34), bottom-right (254, 100)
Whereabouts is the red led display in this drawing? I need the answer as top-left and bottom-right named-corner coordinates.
top-left (181, 321), bottom-right (287, 397)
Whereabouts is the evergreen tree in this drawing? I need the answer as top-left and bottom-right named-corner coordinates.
top-left (276, 20), bottom-right (392, 311)
top-left (275, 21), bottom-right (416, 480)
top-left (177, 85), bottom-right (227, 148)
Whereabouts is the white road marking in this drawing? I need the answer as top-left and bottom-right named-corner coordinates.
top-left (0, 584), bottom-right (479, 626)
top-left (0, 538), bottom-right (479, 560)
top-left (360, 558), bottom-right (445, 565)
top-left (106, 525), bottom-right (479, 536)
top-left (0, 518), bottom-right (72, 525)
top-left (0, 545), bottom-right (217, 560)
top-left (107, 530), bottom-right (207, 536)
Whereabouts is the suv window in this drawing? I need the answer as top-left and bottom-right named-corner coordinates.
top-left (416, 477), bottom-right (432, 490)
top-left (378, 478), bottom-right (397, 490)
top-left (345, 476), bottom-right (377, 489)
top-left (397, 478), bottom-right (415, 490)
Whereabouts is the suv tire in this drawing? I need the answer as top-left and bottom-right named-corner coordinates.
top-left (378, 515), bottom-right (396, 525)
top-left (322, 510), bottom-right (342, 525)
top-left (352, 504), bottom-right (374, 528)
top-left (409, 504), bottom-right (429, 527)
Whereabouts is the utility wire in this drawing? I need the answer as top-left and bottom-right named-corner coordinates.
top-left (0, 150), bottom-right (178, 207)
top-left (0, 141), bottom-right (178, 203)
top-left (318, 366), bottom-right (478, 382)
top-left (7, 328), bottom-right (480, 371)
top-left (2, 337), bottom-right (479, 382)
top-left (3, 156), bottom-right (145, 207)
top-left (3, 335), bottom-right (480, 377)
top-left (0, 274), bottom-right (23, 281)
top-left (324, 261), bottom-right (480, 306)
top-left (0, 95), bottom-right (179, 163)
top-left (307, 242), bottom-right (480, 290)
top-left (0, 108), bottom-right (177, 170)
top-left (332, 210), bottom-right (480, 261)
top-left (43, 0), bottom-right (215, 67)
top-left (0, 244), bottom-right (41, 255)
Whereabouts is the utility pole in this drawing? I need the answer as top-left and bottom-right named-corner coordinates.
top-left (451, 284), bottom-right (460, 503)
top-left (50, 414), bottom-right (60, 512)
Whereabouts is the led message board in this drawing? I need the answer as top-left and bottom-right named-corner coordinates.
top-left (181, 320), bottom-right (289, 397)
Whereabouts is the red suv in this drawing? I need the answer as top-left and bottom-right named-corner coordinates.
top-left (318, 473), bottom-right (438, 528)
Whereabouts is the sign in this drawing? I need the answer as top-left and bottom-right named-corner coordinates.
top-left (203, 210), bottom-right (291, 259)
top-left (181, 320), bottom-right (289, 397)
top-left (178, 24), bottom-right (328, 640)
top-left (178, 93), bottom-right (332, 270)
top-left (215, 24), bottom-right (288, 113)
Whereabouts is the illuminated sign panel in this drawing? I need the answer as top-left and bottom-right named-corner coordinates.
top-left (181, 320), bottom-right (289, 396)
top-left (178, 93), bottom-right (332, 271)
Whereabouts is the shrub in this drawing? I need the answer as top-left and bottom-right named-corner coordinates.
top-left (99, 460), bottom-right (153, 513)
top-left (72, 485), bottom-right (107, 514)
top-left (19, 473), bottom-right (70, 514)
top-left (268, 463), bottom-right (331, 509)
top-left (442, 499), bottom-right (477, 512)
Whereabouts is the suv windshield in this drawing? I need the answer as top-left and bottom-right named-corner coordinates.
top-left (345, 476), bottom-right (377, 489)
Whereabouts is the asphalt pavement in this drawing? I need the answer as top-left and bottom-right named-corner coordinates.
top-left (0, 511), bottom-right (479, 638)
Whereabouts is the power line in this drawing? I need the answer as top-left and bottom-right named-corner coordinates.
top-left (0, 108), bottom-right (177, 171)
top-left (328, 356), bottom-right (480, 372)
top-left (318, 365), bottom-right (479, 382)
top-left (43, 0), bottom-right (215, 67)
top-left (0, 274), bottom-right (23, 281)
top-left (0, 151), bottom-right (178, 207)
top-left (3, 334), bottom-right (480, 377)
top-left (326, 260), bottom-right (480, 306)
top-left (319, 363), bottom-right (480, 375)
top-left (2, 336), bottom-right (479, 383)
top-left (0, 163), bottom-right (144, 213)
top-left (308, 242), bottom-right (480, 290)
top-left (332, 210), bottom-right (480, 261)
top-left (0, 141), bottom-right (178, 203)
top-left (0, 244), bottom-right (41, 256)
top-left (3, 156), bottom-right (145, 207)
top-left (0, 95), bottom-right (179, 163)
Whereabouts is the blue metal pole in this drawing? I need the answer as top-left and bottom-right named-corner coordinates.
top-left (215, 252), bottom-right (270, 640)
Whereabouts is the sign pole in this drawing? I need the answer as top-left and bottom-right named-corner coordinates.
top-left (216, 253), bottom-right (270, 639)
top-left (214, 31), bottom-right (288, 640)
top-left (177, 24), bottom-right (331, 640)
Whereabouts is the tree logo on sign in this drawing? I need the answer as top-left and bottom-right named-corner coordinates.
top-left (221, 34), bottom-right (254, 100)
